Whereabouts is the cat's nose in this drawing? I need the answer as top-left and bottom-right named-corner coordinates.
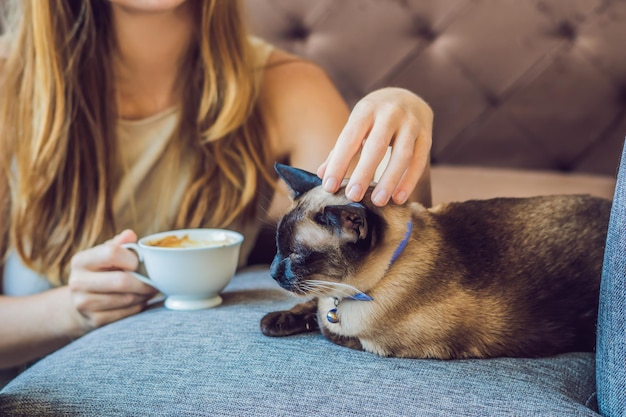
top-left (270, 255), bottom-right (296, 289)
top-left (270, 255), bottom-right (287, 279)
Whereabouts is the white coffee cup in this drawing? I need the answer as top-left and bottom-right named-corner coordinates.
top-left (122, 228), bottom-right (244, 310)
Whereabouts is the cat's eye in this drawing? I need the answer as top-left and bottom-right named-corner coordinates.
top-left (313, 212), bottom-right (327, 226)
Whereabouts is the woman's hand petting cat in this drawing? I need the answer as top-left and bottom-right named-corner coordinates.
top-left (67, 229), bottom-right (158, 332)
top-left (317, 87), bottom-right (433, 207)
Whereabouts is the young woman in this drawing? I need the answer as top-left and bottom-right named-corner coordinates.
top-left (0, 0), bottom-right (433, 370)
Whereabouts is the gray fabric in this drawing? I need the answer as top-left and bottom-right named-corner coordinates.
top-left (0, 267), bottom-right (599, 416)
top-left (596, 139), bottom-right (626, 416)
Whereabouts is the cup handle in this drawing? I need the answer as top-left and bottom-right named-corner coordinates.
top-left (121, 243), bottom-right (160, 291)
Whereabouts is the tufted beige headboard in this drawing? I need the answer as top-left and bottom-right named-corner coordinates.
top-left (245, 0), bottom-right (625, 178)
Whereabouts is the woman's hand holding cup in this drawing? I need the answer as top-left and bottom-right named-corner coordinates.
top-left (67, 229), bottom-right (159, 332)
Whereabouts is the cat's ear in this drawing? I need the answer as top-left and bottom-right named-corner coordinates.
top-left (274, 163), bottom-right (323, 199)
top-left (322, 202), bottom-right (369, 242)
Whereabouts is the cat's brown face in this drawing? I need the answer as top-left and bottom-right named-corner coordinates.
top-left (270, 164), bottom-right (383, 296)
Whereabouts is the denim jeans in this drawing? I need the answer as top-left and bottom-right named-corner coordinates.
top-left (597, 138), bottom-right (626, 417)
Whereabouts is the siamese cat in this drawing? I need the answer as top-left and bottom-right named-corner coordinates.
top-left (260, 163), bottom-right (611, 359)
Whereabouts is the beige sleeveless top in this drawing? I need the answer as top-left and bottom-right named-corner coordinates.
top-left (3, 37), bottom-right (274, 296)
top-left (114, 37), bottom-right (274, 267)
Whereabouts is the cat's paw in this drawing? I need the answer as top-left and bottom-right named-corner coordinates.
top-left (260, 310), bottom-right (318, 337)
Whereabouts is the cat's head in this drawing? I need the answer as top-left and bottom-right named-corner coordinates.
top-left (270, 163), bottom-right (386, 297)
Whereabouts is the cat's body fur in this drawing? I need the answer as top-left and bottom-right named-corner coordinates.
top-left (261, 164), bottom-right (611, 359)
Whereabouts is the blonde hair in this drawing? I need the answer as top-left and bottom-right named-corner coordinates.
top-left (0, 0), bottom-right (274, 285)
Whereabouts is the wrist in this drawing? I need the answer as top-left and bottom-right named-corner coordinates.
top-left (53, 286), bottom-right (92, 340)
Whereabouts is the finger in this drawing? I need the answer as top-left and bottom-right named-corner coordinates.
top-left (316, 150), bottom-right (332, 179)
top-left (370, 120), bottom-right (419, 206)
top-left (104, 229), bottom-right (137, 245)
top-left (80, 303), bottom-right (147, 329)
top-left (344, 117), bottom-right (397, 202)
top-left (73, 290), bottom-right (155, 315)
top-left (322, 103), bottom-right (374, 193)
top-left (69, 270), bottom-right (157, 295)
top-left (112, 229), bottom-right (138, 245)
top-left (391, 131), bottom-right (432, 204)
top-left (71, 240), bottom-right (139, 272)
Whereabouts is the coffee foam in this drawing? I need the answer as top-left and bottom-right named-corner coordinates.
top-left (146, 234), bottom-right (231, 249)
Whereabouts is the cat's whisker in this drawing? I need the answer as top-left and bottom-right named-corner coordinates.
top-left (304, 279), bottom-right (366, 298)
top-left (311, 283), bottom-right (356, 295)
top-left (296, 282), bottom-right (332, 297)
top-left (295, 282), bottom-right (333, 297)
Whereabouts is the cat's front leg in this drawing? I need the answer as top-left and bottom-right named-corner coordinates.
top-left (320, 324), bottom-right (364, 351)
top-left (261, 299), bottom-right (319, 337)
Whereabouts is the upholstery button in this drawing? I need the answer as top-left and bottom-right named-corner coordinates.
top-left (555, 21), bottom-right (577, 41)
top-left (485, 93), bottom-right (501, 108)
top-left (417, 26), bottom-right (437, 42)
top-left (618, 85), bottom-right (626, 105)
top-left (412, 17), bottom-right (437, 42)
top-left (559, 164), bottom-right (573, 172)
top-left (288, 23), bottom-right (309, 41)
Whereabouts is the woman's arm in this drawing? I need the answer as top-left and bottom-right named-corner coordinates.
top-left (0, 287), bottom-right (84, 368)
top-left (259, 50), bottom-right (350, 220)
top-left (0, 230), bottom-right (157, 369)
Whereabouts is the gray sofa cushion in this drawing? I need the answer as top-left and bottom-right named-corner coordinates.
top-left (0, 267), bottom-right (599, 416)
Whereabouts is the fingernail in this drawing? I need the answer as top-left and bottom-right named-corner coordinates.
top-left (394, 190), bottom-right (408, 204)
top-left (323, 177), bottom-right (338, 192)
top-left (347, 184), bottom-right (362, 201)
top-left (372, 190), bottom-right (389, 206)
